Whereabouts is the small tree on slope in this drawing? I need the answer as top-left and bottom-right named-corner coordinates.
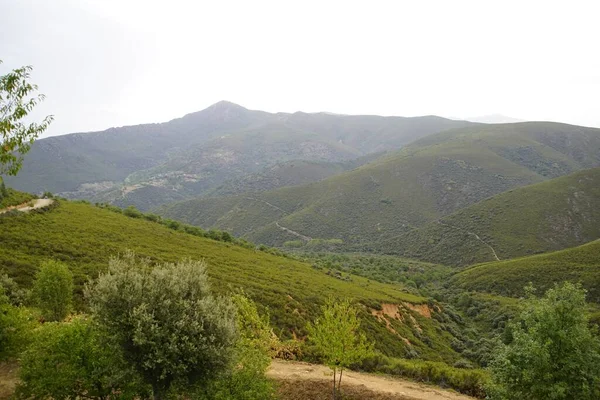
top-left (488, 282), bottom-right (600, 400)
top-left (307, 297), bottom-right (373, 400)
top-left (85, 252), bottom-right (237, 400)
top-left (32, 260), bottom-right (73, 322)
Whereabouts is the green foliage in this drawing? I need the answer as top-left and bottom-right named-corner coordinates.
top-left (488, 283), bottom-right (600, 399)
top-left (197, 294), bottom-right (276, 399)
top-left (0, 273), bottom-right (29, 306)
top-left (0, 61), bottom-right (52, 176)
top-left (357, 353), bottom-right (489, 397)
top-left (122, 205), bottom-right (143, 218)
top-left (0, 287), bottom-right (36, 360)
top-left (453, 239), bottom-right (600, 302)
top-left (32, 260), bottom-right (73, 321)
top-left (16, 316), bottom-right (146, 400)
top-left (157, 122), bottom-right (600, 250)
top-left (307, 297), bottom-right (373, 398)
top-left (86, 252), bottom-right (238, 399)
top-left (0, 198), bottom-right (466, 364)
top-left (0, 187), bottom-right (34, 209)
top-left (386, 167), bottom-right (600, 266)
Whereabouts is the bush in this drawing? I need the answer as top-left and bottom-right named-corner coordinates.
top-left (0, 287), bottom-right (36, 360)
top-left (16, 317), bottom-right (147, 399)
top-left (86, 252), bottom-right (237, 400)
top-left (32, 260), bottom-right (73, 321)
top-left (123, 205), bottom-right (143, 218)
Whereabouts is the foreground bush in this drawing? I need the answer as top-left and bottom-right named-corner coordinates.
top-left (86, 252), bottom-right (237, 400)
top-left (16, 317), bottom-right (146, 399)
top-left (488, 282), bottom-right (600, 400)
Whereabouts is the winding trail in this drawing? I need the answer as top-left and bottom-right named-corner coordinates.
top-left (437, 220), bottom-right (500, 261)
top-left (275, 222), bottom-right (312, 242)
top-left (268, 360), bottom-right (475, 400)
top-left (244, 197), bottom-right (289, 215)
top-left (0, 198), bottom-right (54, 214)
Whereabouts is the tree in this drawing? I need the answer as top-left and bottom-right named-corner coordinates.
top-left (1, 60), bottom-right (53, 177)
top-left (197, 294), bottom-right (277, 399)
top-left (32, 260), bottom-right (73, 322)
top-left (307, 297), bottom-right (373, 400)
top-left (86, 252), bottom-right (237, 400)
top-left (16, 316), bottom-right (147, 400)
top-left (488, 282), bottom-right (600, 400)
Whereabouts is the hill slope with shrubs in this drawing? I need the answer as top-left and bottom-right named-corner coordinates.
top-left (0, 198), bottom-right (467, 364)
top-left (451, 239), bottom-right (600, 303)
top-left (381, 167), bottom-right (600, 266)
top-left (157, 122), bottom-right (600, 248)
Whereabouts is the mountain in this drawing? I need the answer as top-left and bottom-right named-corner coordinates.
top-left (156, 122), bottom-right (600, 248)
top-left (0, 197), bottom-right (464, 363)
top-left (5, 102), bottom-right (474, 210)
top-left (382, 167), bottom-right (600, 266)
top-left (465, 114), bottom-right (526, 124)
top-left (451, 239), bottom-right (600, 303)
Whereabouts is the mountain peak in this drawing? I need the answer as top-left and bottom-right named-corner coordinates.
top-left (207, 100), bottom-right (247, 112)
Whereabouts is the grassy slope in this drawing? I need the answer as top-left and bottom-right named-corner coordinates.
top-left (0, 200), bottom-right (461, 362)
top-left (0, 189), bottom-right (35, 209)
top-left (384, 167), bottom-right (600, 266)
top-left (451, 239), bottom-right (600, 302)
top-left (157, 122), bottom-right (600, 248)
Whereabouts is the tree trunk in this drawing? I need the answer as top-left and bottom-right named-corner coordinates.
top-left (332, 367), bottom-right (337, 400)
top-left (338, 367), bottom-right (343, 394)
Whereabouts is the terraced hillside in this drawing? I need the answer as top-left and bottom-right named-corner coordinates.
top-left (383, 167), bottom-right (600, 266)
top-left (0, 198), bottom-right (464, 363)
top-left (6, 102), bottom-right (473, 210)
top-left (451, 239), bottom-right (600, 303)
top-left (157, 122), bottom-right (600, 248)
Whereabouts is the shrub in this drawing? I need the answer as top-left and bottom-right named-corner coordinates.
top-left (32, 260), bottom-right (73, 321)
top-left (86, 252), bottom-right (237, 400)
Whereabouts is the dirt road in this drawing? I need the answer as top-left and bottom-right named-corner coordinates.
top-left (0, 198), bottom-right (54, 214)
top-left (268, 360), bottom-right (475, 400)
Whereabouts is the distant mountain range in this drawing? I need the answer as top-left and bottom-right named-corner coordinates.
top-left (465, 114), bottom-right (526, 124)
top-left (156, 122), bottom-right (600, 255)
top-left (6, 101), bottom-right (474, 210)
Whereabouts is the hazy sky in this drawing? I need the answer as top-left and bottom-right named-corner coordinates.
top-left (2, 0), bottom-right (599, 137)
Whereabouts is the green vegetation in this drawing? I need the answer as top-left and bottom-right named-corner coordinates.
top-left (32, 260), bottom-right (73, 321)
top-left (307, 298), bottom-right (373, 399)
top-left (157, 122), bottom-right (600, 250)
top-left (488, 283), bottom-right (600, 399)
top-left (452, 239), bottom-right (600, 302)
top-left (0, 187), bottom-right (34, 209)
top-left (0, 61), bottom-right (53, 177)
top-left (86, 253), bottom-right (238, 399)
top-left (385, 167), bottom-right (600, 266)
top-left (7, 101), bottom-right (471, 211)
top-left (16, 317), bottom-right (145, 399)
top-left (0, 198), bottom-right (469, 363)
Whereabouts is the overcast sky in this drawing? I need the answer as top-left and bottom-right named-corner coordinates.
top-left (2, 0), bottom-right (599, 137)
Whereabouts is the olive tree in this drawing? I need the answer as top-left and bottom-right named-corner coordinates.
top-left (307, 297), bottom-right (373, 400)
top-left (0, 60), bottom-right (53, 177)
top-left (488, 282), bottom-right (600, 399)
top-left (32, 260), bottom-right (73, 322)
top-left (86, 252), bottom-right (237, 400)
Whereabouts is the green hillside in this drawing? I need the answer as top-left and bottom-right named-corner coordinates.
top-left (0, 199), bottom-right (465, 363)
top-left (451, 239), bottom-right (600, 303)
top-left (157, 122), bottom-right (600, 248)
top-left (383, 167), bottom-right (600, 266)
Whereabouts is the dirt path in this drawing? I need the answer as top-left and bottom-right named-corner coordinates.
top-left (437, 220), bottom-right (500, 261)
top-left (0, 198), bottom-right (54, 214)
top-left (267, 360), bottom-right (475, 400)
top-left (275, 222), bottom-right (312, 242)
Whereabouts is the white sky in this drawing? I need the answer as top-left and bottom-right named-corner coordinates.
top-left (1, 0), bottom-right (599, 137)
